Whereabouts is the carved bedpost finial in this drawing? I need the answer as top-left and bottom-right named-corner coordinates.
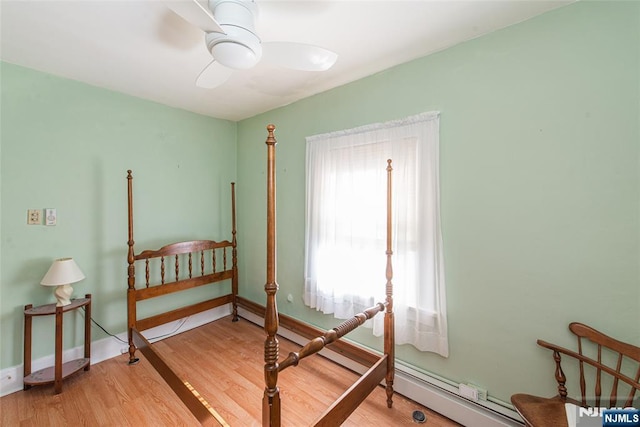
top-left (266, 124), bottom-right (277, 146)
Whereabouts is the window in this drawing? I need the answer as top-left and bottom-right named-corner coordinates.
top-left (304, 112), bottom-right (448, 356)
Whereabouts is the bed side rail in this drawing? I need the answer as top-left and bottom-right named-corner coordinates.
top-left (131, 328), bottom-right (229, 426)
top-left (278, 303), bottom-right (385, 372)
top-left (312, 355), bottom-right (388, 427)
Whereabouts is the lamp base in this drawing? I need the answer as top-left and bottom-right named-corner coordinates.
top-left (54, 284), bottom-right (73, 306)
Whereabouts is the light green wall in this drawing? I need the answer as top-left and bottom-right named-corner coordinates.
top-left (1, 0), bottom-right (637, 410)
top-left (236, 1), bottom-right (639, 405)
top-left (0, 63), bottom-right (237, 368)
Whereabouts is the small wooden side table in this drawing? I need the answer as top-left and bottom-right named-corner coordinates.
top-left (23, 294), bottom-right (91, 394)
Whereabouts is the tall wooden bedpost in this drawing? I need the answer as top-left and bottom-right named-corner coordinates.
top-left (263, 124), bottom-right (281, 426)
top-left (126, 170), bottom-right (139, 365)
top-left (384, 159), bottom-right (395, 408)
top-left (231, 182), bottom-right (239, 322)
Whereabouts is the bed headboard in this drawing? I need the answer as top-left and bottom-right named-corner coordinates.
top-left (125, 170), bottom-right (238, 365)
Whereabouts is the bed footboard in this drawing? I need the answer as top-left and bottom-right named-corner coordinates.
top-left (261, 125), bottom-right (396, 426)
top-left (277, 305), bottom-right (390, 426)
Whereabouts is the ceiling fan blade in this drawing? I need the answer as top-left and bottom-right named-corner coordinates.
top-left (262, 42), bottom-right (338, 72)
top-left (166, 0), bottom-right (224, 34)
top-left (196, 60), bottom-right (234, 89)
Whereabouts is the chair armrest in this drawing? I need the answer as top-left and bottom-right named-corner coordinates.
top-left (537, 339), bottom-right (640, 390)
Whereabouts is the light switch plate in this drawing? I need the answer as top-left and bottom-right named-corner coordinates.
top-left (45, 208), bottom-right (57, 226)
top-left (27, 209), bottom-right (41, 225)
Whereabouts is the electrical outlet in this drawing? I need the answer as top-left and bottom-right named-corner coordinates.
top-left (467, 383), bottom-right (488, 400)
top-left (459, 383), bottom-right (478, 401)
top-left (27, 209), bottom-right (41, 225)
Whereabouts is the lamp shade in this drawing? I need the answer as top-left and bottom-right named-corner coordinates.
top-left (41, 258), bottom-right (85, 286)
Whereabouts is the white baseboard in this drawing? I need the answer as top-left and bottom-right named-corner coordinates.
top-left (238, 307), bottom-right (524, 427)
top-left (0, 304), bottom-right (231, 397)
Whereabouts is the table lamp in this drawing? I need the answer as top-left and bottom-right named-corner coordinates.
top-left (40, 258), bottom-right (85, 306)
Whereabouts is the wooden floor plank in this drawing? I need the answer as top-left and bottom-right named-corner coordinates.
top-left (1, 316), bottom-right (460, 426)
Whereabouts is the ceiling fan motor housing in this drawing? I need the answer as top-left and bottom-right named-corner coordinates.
top-left (206, 0), bottom-right (262, 70)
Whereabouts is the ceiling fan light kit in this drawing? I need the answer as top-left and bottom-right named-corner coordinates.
top-left (206, 0), bottom-right (261, 69)
top-left (168, 0), bottom-right (338, 89)
top-left (206, 27), bottom-right (262, 70)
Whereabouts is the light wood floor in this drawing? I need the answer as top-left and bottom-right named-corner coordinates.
top-left (1, 316), bottom-right (461, 426)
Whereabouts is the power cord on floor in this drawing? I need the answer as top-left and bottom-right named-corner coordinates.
top-left (146, 317), bottom-right (189, 342)
top-left (89, 316), bottom-right (127, 344)
top-left (81, 307), bottom-right (190, 344)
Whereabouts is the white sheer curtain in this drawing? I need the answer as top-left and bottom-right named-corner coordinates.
top-left (304, 112), bottom-right (448, 356)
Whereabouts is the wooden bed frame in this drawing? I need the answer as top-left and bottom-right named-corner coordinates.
top-left (125, 124), bottom-right (395, 426)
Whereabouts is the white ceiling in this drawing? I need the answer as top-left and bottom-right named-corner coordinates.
top-left (1, 0), bottom-right (571, 121)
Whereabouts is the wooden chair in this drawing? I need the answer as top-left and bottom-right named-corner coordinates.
top-left (511, 322), bottom-right (640, 427)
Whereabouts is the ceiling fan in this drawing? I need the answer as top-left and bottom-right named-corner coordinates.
top-left (167, 0), bottom-right (338, 89)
